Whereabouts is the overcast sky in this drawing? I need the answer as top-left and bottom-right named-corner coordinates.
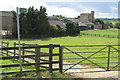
top-left (0, 0), bottom-right (119, 18)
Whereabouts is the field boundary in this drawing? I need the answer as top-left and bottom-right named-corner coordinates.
top-left (80, 32), bottom-right (119, 38)
top-left (0, 41), bottom-right (120, 75)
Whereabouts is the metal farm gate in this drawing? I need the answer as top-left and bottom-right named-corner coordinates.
top-left (61, 45), bottom-right (120, 73)
top-left (0, 41), bottom-right (120, 75)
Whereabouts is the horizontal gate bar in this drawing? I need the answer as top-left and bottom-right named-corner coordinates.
top-left (63, 51), bottom-right (118, 54)
top-left (1, 61), bottom-right (60, 68)
top-left (64, 70), bottom-right (106, 73)
top-left (0, 68), bottom-right (59, 75)
top-left (63, 62), bottom-right (120, 65)
top-left (63, 57), bottom-right (118, 60)
top-left (63, 45), bottom-right (120, 47)
top-left (63, 66), bottom-right (115, 70)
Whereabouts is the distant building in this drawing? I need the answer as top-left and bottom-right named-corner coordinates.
top-left (0, 11), bottom-right (13, 36)
top-left (94, 22), bottom-right (102, 29)
top-left (48, 16), bottom-right (66, 29)
top-left (78, 11), bottom-right (94, 30)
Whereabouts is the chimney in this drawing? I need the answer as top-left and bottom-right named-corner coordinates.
top-left (91, 11), bottom-right (94, 22)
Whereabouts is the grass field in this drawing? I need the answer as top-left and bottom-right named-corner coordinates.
top-left (81, 28), bottom-right (119, 36)
top-left (1, 28), bottom-right (119, 77)
top-left (2, 29), bottom-right (119, 45)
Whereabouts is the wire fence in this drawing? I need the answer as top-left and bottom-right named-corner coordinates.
top-left (80, 32), bottom-right (119, 38)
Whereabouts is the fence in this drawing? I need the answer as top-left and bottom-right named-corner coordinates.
top-left (80, 32), bottom-right (119, 38)
top-left (0, 41), bottom-right (62, 75)
top-left (0, 41), bottom-right (120, 75)
top-left (62, 45), bottom-right (120, 73)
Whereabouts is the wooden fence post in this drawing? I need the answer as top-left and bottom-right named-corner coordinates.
top-left (49, 44), bottom-right (53, 73)
top-left (1, 41), bottom-right (3, 53)
top-left (22, 43), bottom-right (25, 63)
top-left (1, 41), bottom-right (3, 48)
top-left (35, 46), bottom-right (41, 76)
top-left (13, 42), bottom-right (16, 62)
top-left (59, 46), bottom-right (63, 73)
top-left (6, 42), bottom-right (9, 56)
top-left (107, 45), bottom-right (111, 71)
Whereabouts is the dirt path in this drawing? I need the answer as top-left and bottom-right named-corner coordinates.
top-left (52, 61), bottom-right (119, 78)
top-left (69, 71), bottom-right (119, 78)
top-left (7, 50), bottom-right (119, 78)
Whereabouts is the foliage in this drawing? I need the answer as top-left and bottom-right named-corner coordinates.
top-left (12, 11), bottom-right (17, 38)
top-left (66, 22), bottom-right (80, 36)
top-left (12, 6), bottom-right (82, 38)
top-left (95, 18), bottom-right (104, 24)
top-left (3, 29), bottom-right (118, 46)
top-left (12, 6), bottom-right (50, 38)
top-left (49, 24), bottom-right (59, 37)
top-left (56, 15), bottom-right (65, 19)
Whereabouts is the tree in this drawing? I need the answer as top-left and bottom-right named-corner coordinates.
top-left (66, 22), bottom-right (80, 36)
top-left (12, 6), bottom-right (50, 38)
top-left (12, 11), bottom-right (17, 37)
top-left (37, 6), bottom-right (50, 37)
top-left (56, 15), bottom-right (65, 19)
top-left (49, 24), bottom-right (59, 37)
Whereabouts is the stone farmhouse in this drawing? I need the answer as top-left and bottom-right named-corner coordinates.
top-left (51, 11), bottom-right (103, 30)
top-left (0, 11), bottom-right (13, 36)
top-left (48, 16), bottom-right (66, 29)
top-left (1, 11), bottom-right (108, 37)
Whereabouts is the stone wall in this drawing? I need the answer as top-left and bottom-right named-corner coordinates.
top-left (79, 11), bottom-right (94, 23)
top-left (0, 11), bottom-right (13, 37)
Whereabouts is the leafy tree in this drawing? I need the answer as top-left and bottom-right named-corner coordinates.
top-left (12, 6), bottom-right (50, 38)
top-left (56, 15), bottom-right (65, 19)
top-left (12, 11), bottom-right (17, 37)
top-left (66, 22), bottom-right (80, 36)
top-left (49, 24), bottom-right (59, 37)
top-left (37, 6), bottom-right (50, 37)
top-left (26, 6), bottom-right (38, 35)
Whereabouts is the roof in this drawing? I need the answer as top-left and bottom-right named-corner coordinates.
top-left (78, 22), bottom-right (87, 26)
top-left (0, 11), bottom-right (13, 17)
top-left (81, 13), bottom-right (91, 15)
top-left (48, 16), bottom-right (66, 28)
top-left (67, 18), bottom-right (80, 23)
top-left (0, 11), bottom-right (12, 13)
top-left (48, 16), bottom-right (59, 20)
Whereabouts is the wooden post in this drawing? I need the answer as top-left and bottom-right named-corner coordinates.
top-left (13, 42), bottom-right (16, 62)
top-left (6, 42), bottom-right (9, 56)
top-left (22, 43), bottom-right (25, 63)
top-left (35, 46), bottom-right (40, 76)
top-left (107, 45), bottom-right (111, 71)
top-left (1, 41), bottom-right (3, 48)
top-left (1, 41), bottom-right (3, 53)
top-left (59, 46), bottom-right (63, 73)
top-left (49, 44), bottom-right (53, 73)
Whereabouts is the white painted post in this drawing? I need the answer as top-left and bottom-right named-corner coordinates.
top-left (16, 7), bottom-right (22, 74)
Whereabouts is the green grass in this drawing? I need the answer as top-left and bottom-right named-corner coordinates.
top-left (81, 28), bottom-right (119, 36)
top-left (2, 35), bottom-right (118, 46)
top-left (104, 20), bottom-right (118, 26)
top-left (1, 53), bottom-right (35, 73)
top-left (1, 29), bottom-right (119, 77)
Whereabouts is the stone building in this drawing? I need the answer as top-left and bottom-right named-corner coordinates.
top-left (94, 22), bottom-right (102, 29)
top-left (0, 11), bottom-right (13, 36)
top-left (79, 11), bottom-right (94, 23)
top-left (78, 11), bottom-right (94, 30)
top-left (48, 16), bottom-right (66, 29)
